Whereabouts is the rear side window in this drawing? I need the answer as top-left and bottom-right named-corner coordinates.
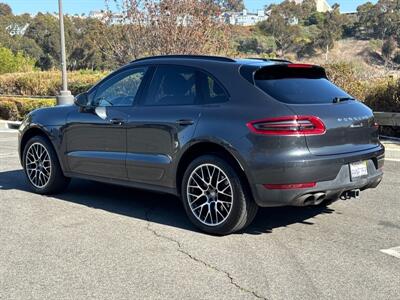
top-left (254, 65), bottom-right (351, 104)
top-left (201, 75), bottom-right (229, 104)
top-left (144, 65), bottom-right (199, 106)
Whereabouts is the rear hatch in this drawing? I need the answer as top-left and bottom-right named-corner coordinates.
top-left (254, 64), bottom-right (380, 156)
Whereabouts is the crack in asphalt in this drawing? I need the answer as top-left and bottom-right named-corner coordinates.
top-left (144, 208), bottom-right (268, 300)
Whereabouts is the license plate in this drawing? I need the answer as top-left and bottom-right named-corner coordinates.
top-left (350, 161), bottom-right (368, 181)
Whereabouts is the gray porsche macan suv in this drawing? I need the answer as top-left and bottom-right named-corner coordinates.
top-left (18, 55), bottom-right (384, 235)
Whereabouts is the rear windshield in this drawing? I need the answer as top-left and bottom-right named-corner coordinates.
top-left (254, 66), bottom-right (351, 104)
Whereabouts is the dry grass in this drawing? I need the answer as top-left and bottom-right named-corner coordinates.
top-left (299, 39), bottom-right (400, 80)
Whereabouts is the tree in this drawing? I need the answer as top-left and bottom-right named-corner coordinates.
top-left (215, 0), bottom-right (245, 11)
top-left (355, 0), bottom-right (400, 41)
top-left (8, 36), bottom-right (44, 61)
top-left (382, 37), bottom-right (396, 62)
top-left (0, 3), bottom-right (12, 16)
top-left (68, 17), bottom-right (109, 70)
top-left (306, 12), bottom-right (325, 26)
top-left (296, 25), bottom-right (321, 58)
top-left (299, 0), bottom-right (317, 21)
top-left (0, 8), bottom-right (109, 70)
top-left (315, 5), bottom-right (345, 61)
top-left (37, 53), bottom-right (54, 70)
top-left (258, 1), bottom-right (303, 57)
top-left (24, 13), bottom-right (62, 68)
top-left (99, 0), bottom-right (232, 65)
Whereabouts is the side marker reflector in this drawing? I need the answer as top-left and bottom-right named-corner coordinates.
top-left (264, 182), bottom-right (316, 190)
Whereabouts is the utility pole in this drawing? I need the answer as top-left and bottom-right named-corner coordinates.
top-left (56, 0), bottom-right (74, 105)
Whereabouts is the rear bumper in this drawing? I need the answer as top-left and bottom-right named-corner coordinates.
top-left (250, 146), bottom-right (384, 207)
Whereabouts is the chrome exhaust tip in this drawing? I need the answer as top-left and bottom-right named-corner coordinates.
top-left (296, 192), bottom-right (327, 206)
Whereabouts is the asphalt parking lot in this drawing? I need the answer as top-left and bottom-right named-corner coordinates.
top-left (0, 130), bottom-right (399, 300)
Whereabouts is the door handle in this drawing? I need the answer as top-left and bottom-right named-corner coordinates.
top-left (176, 119), bottom-right (194, 126)
top-left (110, 118), bottom-right (125, 125)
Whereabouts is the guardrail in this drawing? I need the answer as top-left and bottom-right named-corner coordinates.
top-left (0, 95), bottom-right (55, 99)
top-left (374, 112), bottom-right (400, 127)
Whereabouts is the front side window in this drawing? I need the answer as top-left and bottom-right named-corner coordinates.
top-left (94, 67), bottom-right (148, 107)
top-left (143, 65), bottom-right (198, 106)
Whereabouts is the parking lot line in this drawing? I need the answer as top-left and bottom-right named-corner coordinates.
top-left (380, 247), bottom-right (400, 259)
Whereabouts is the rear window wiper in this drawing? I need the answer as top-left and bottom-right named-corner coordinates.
top-left (332, 97), bottom-right (355, 103)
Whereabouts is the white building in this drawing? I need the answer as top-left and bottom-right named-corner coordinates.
top-left (6, 23), bottom-right (29, 36)
top-left (225, 9), bottom-right (268, 26)
top-left (291, 0), bottom-right (332, 13)
top-left (89, 11), bottom-right (106, 20)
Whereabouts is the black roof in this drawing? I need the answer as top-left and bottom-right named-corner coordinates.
top-left (131, 55), bottom-right (235, 63)
top-left (130, 55), bottom-right (291, 66)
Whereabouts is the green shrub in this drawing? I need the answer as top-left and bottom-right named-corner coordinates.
top-left (69, 82), bottom-right (96, 95)
top-left (393, 51), bottom-right (400, 64)
top-left (236, 36), bottom-right (276, 55)
top-left (0, 70), bottom-right (106, 96)
top-left (364, 78), bottom-right (400, 112)
top-left (0, 100), bottom-right (19, 121)
top-left (0, 97), bottom-right (56, 121)
top-left (324, 62), bottom-right (368, 100)
top-left (0, 47), bottom-right (36, 74)
top-left (368, 39), bottom-right (383, 53)
top-left (306, 61), bottom-right (399, 113)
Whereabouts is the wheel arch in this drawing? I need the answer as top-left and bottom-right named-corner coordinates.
top-left (19, 126), bottom-right (63, 171)
top-left (175, 141), bottom-right (254, 199)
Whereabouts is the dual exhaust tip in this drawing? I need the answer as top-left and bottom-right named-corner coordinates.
top-left (297, 189), bottom-right (360, 206)
top-left (297, 192), bottom-right (327, 206)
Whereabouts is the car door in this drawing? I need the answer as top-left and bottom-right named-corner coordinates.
top-left (65, 66), bottom-right (149, 180)
top-left (125, 65), bottom-right (202, 188)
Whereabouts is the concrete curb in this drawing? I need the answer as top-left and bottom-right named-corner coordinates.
top-left (380, 135), bottom-right (400, 143)
top-left (0, 120), bottom-right (21, 130)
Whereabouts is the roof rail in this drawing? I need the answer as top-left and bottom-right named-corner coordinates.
top-left (131, 55), bottom-right (236, 63)
top-left (246, 57), bottom-right (292, 63)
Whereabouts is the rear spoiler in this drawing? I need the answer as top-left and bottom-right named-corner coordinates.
top-left (240, 63), bottom-right (327, 84)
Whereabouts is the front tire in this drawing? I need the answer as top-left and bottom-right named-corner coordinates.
top-left (23, 136), bottom-right (70, 195)
top-left (181, 155), bottom-right (258, 235)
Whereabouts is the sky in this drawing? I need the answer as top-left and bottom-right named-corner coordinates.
top-left (3, 0), bottom-right (379, 15)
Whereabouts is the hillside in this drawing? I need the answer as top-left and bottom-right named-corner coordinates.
top-left (299, 39), bottom-right (400, 80)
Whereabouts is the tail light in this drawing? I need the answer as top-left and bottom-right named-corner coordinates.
top-left (247, 115), bottom-right (326, 136)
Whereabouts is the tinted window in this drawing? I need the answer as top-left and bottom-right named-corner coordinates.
top-left (202, 75), bottom-right (229, 104)
top-left (144, 65), bottom-right (198, 106)
top-left (255, 66), bottom-right (351, 104)
top-left (94, 67), bottom-right (147, 107)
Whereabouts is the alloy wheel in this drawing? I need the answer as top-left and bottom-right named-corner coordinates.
top-left (186, 163), bottom-right (233, 226)
top-left (25, 142), bottom-right (52, 188)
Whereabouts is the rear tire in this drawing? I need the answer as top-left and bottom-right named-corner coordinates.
top-left (181, 155), bottom-right (258, 235)
top-left (23, 136), bottom-right (70, 195)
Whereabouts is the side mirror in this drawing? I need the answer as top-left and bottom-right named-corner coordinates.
top-left (74, 93), bottom-right (89, 107)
